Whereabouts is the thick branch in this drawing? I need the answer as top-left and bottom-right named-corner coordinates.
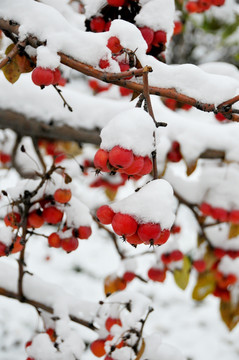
top-left (0, 109), bottom-right (100, 145)
top-left (0, 18), bottom-right (238, 117)
top-left (0, 286), bottom-right (97, 330)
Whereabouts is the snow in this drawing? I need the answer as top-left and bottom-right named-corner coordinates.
top-left (110, 179), bottom-right (175, 228)
top-left (0, 1), bottom-right (238, 104)
top-left (0, 1), bottom-right (239, 359)
top-left (100, 108), bottom-right (155, 155)
top-left (135, 0), bottom-right (175, 38)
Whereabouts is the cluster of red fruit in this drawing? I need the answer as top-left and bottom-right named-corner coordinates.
top-left (94, 146), bottom-right (153, 178)
top-left (38, 139), bottom-right (66, 164)
top-left (214, 112), bottom-right (227, 122)
top-left (90, 315), bottom-right (124, 359)
top-left (186, 0), bottom-right (225, 13)
top-left (4, 189), bottom-right (91, 254)
top-left (101, 35), bottom-right (133, 97)
top-left (200, 202), bottom-right (239, 223)
top-left (31, 67), bottom-right (65, 87)
top-left (86, 0), bottom-right (167, 61)
top-left (25, 327), bottom-right (57, 360)
top-left (167, 141), bottom-right (183, 163)
top-left (163, 98), bottom-right (192, 112)
top-left (0, 234), bottom-right (23, 257)
top-left (213, 269), bottom-right (237, 302)
top-left (0, 151), bottom-right (11, 165)
top-left (97, 205), bottom-right (171, 246)
top-left (214, 247), bottom-right (239, 260)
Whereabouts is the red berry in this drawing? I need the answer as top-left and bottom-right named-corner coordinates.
top-left (32, 67), bottom-right (54, 86)
top-left (181, 103), bottom-right (192, 111)
top-left (0, 152), bottom-right (11, 163)
top-left (152, 30), bottom-right (167, 46)
top-left (154, 229), bottom-right (170, 245)
top-left (214, 248), bottom-right (226, 259)
top-left (107, 37), bottom-right (123, 54)
top-left (105, 317), bottom-right (122, 332)
top-left (148, 267), bottom-right (166, 282)
top-left (118, 62), bottom-right (132, 80)
top-left (107, 0), bottom-right (126, 6)
top-left (229, 210), bottom-right (239, 224)
top-left (27, 210), bottom-right (44, 228)
top-left (42, 207), bottom-right (63, 224)
top-left (215, 113), bottom-right (226, 122)
top-left (211, 207), bottom-right (228, 222)
top-left (161, 253), bottom-right (172, 264)
top-left (109, 146), bottom-right (134, 169)
top-left (173, 21), bottom-right (183, 35)
top-left (123, 271), bottom-right (135, 282)
top-left (54, 189), bottom-right (72, 204)
top-left (90, 17), bottom-right (106, 32)
top-left (48, 232), bottom-right (61, 248)
top-left (97, 205), bottom-right (115, 224)
top-left (137, 223), bottom-right (161, 243)
top-left (4, 212), bottom-right (21, 228)
top-left (94, 149), bottom-right (110, 172)
top-left (46, 328), bottom-right (57, 342)
top-left (61, 236), bottom-right (79, 252)
top-left (186, 1), bottom-right (199, 13)
top-left (139, 27), bottom-right (154, 46)
top-left (138, 156), bottom-right (153, 175)
top-left (99, 58), bottom-right (110, 69)
top-left (78, 226), bottom-right (92, 239)
top-left (165, 98), bottom-right (177, 110)
top-left (193, 259), bottom-right (207, 272)
top-left (213, 286), bottom-right (230, 302)
top-left (126, 233), bottom-right (144, 245)
top-left (25, 340), bottom-right (32, 348)
top-left (211, 0), bottom-right (225, 5)
top-left (170, 250), bottom-right (184, 262)
top-left (52, 68), bottom-right (61, 85)
top-left (124, 155), bottom-right (144, 175)
top-left (0, 242), bottom-right (7, 256)
top-left (11, 236), bottom-right (24, 254)
top-left (200, 202), bottom-right (212, 216)
top-left (105, 21), bottom-right (112, 31)
top-left (119, 87), bottom-right (133, 96)
top-left (90, 339), bottom-right (106, 357)
top-left (171, 225), bottom-right (181, 234)
top-left (112, 213), bottom-right (138, 236)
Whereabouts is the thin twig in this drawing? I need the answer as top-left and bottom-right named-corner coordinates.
top-left (53, 85), bottom-right (73, 112)
top-left (93, 215), bottom-right (125, 260)
top-left (0, 41), bottom-right (25, 70)
top-left (32, 137), bottom-right (46, 172)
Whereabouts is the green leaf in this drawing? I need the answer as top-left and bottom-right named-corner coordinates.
top-left (174, 256), bottom-right (191, 290)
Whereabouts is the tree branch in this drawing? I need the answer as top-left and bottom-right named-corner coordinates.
top-left (0, 286), bottom-right (97, 330)
top-left (0, 18), bottom-right (238, 119)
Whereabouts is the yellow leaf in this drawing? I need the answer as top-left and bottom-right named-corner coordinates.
top-left (104, 275), bottom-right (126, 296)
top-left (192, 272), bottom-right (216, 301)
top-left (185, 158), bottom-right (198, 176)
top-left (173, 256), bottom-right (191, 290)
top-left (105, 188), bottom-right (117, 201)
top-left (2, 44), bottom-right (34, 84)
top-left (134, 339), bottom-right (145, 360)
top-left (228, 224), bottom-right (239, 239)
top-left (220, 300), bottom-right (239, 331)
